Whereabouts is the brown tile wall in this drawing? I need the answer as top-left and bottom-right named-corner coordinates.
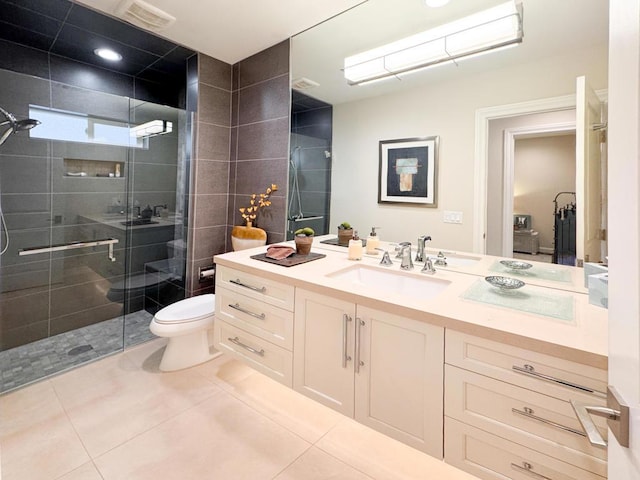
top-left (188, 41), bottom-right (290, 296)
top-left (228, 40), bottom-right (290, 245)
top-left (188, 54), bottom-right (232, 296)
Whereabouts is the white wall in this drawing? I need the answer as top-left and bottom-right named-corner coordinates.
top-left (514, 134), bottom-right (576, 252)
top-left (331, 45), bottom-right (607, 251)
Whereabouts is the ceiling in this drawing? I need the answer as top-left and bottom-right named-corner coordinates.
top-left (73, 0), bottom-right (366, 64)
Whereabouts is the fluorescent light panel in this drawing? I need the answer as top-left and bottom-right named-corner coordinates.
top-left (131, 120), bottom-right (173, 138)
top-left (344, 1), bottom-right (523, 85)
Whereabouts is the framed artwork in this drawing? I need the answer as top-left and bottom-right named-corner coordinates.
top-left (378, 136), bottom-right (438, 206)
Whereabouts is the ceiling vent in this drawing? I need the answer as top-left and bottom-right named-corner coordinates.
top-left (115, 0), bottom-right (176, 32)
top-left (291, 77), bottom-right (320, 91)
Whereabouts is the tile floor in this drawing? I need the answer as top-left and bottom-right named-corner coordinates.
top-left (0, 339), bottom-right (479, 480)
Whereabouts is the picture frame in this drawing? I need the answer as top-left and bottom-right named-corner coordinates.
top-left (378, 136), bottom-right (438, 206)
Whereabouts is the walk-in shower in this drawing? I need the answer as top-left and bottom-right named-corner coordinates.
top-left (287, 90), bottom-right (333, 240)
top-left (0, 69), bottom-right (191, 393)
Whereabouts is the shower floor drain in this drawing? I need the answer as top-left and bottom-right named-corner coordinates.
top-left (68, 344), bottom-right (93, 356)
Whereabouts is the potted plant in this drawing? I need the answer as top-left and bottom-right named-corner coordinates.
top-left (337, 221), bottom-right (354, 245)
top-left (294, 227), bottom-right (314, 255)
top-left (231, 184), bottom-right (277, 251)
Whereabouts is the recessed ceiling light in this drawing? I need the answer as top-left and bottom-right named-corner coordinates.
top-left (94, 48), bottom-right (123, 61)
top-left (425, 0), bottom-right (450, 7)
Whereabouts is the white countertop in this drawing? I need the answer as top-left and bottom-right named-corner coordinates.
top-left (214, 235), bottom-right (608, 369)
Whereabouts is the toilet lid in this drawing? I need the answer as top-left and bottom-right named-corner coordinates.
top-left (154, 294), bottom-right (215, 324)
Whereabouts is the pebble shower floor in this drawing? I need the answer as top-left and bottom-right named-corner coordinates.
top-left (0, 310), bottom-right (155, 394)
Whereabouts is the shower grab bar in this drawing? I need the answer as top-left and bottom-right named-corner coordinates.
top-left (289, 216), bottom-right (324, 222)
top-left (19, 238), bottom-right (119, 262)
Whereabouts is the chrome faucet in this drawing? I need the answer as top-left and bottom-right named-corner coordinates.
top-left (400, 243), bottom-right (414, 270)
top-left (415, 235), bottom-right (432, 262)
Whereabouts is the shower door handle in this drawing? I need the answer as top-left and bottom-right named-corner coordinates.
top-left (19, 238), bottom-right (119, 261)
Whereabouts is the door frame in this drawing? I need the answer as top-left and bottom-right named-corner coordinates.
top-left (502, 122), bottom-right (576, 256)
top-left (474, 91), bottom-right (607, 254)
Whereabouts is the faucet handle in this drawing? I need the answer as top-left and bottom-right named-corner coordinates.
top-left (377, 248), bottom-right (393, 266)
top-left (421, 258), bottom-right (436, 274)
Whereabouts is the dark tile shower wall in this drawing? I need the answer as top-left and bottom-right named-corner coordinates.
top-left (289, 91), bottom-right (333, 239)
top-left (228, 40), bottom-right (291, 245)
top-left (0, 1), bottom-right (195, 349)
top-left (187, 54), bottom-right (233, 297)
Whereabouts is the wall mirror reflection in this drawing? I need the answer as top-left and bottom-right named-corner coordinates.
top-left (290, 0), bottom-right (608, 266)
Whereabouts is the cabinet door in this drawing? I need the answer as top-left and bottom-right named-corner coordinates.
top-left (355, 306), bottom-right (444, 459)
top-left (293, 289), bottom-right (356, 416)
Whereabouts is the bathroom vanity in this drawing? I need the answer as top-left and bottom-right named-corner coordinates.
top-left (213, 237), bottom-right (608, 480)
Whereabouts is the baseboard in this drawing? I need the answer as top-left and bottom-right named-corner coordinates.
top-left (539, 247), bottom-right (554, 255)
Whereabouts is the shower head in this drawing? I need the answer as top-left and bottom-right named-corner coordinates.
top-left (0, 106), bottom-right (40, 146)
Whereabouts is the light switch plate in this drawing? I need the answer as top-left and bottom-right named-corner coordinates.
top-left (444, 211), bottom-right (463, 224)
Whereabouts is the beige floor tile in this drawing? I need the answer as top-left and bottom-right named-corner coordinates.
top-left (0, 380), bottom-right (90, 480)
top-left (221, 364), bottom-right (343, 443)
top-left (94, 391), bottom-right (311, 480)
top-left (57, 461), bottom-right (104, 480)
top-left (191, 351), bottom-right (257, 389)
top-left (274, 446), bottom-right (373, 480)
top-left (316, 418), bottom-right (479, 480)
top-left (51, 345), bottom-right (223, 457)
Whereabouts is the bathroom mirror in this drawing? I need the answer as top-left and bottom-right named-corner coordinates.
top-left (289, 0), bottom-right (608, 257)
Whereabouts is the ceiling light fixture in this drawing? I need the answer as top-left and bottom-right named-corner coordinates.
top-left (94, 48), bottom-right (123, 62)
top-left (344, 1), bottom-right (523, 86)
top-left (131, 120), bottom-right (173, 138)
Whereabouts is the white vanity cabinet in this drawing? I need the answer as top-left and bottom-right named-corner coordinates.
top-left (214, 265), bottom-right (295, 386)
top-left (444, 330), bottom-right (608, 479)
top-left (293, 289), bottom-right (444, 458)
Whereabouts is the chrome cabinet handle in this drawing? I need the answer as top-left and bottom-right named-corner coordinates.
top-left (512, 364), bottom-right (606, 398)
top-left (228, 303), bottom-right (266, 320)
top-left (229, 278), bottom-right (266, 293)
top-left (355, 318), bottom-right (364, 373)
top-left (512, 406), bottom-right (586, 437)
top-left (342, 314), bottom-right (352, 368)
top-left (510, 462), bottom-right (553, 480)
top-left (228, 336), bottom-right (265, 357)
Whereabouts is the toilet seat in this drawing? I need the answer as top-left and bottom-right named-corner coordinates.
top-left (153, 293), bottom-right (215, 325)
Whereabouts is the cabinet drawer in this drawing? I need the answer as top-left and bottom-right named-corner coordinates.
top-left (214, 321), bottom-right (292, 387)
top-left (445, 418), bottom-right (605, 480)
top-left (445, 330), bottom-right (607, 403)
top-left (216, 265), bottom-right (294, 310)
top-left (216, 286), bottom-right (293, 350)
top-left (445, 365), bottom-right (607, 477)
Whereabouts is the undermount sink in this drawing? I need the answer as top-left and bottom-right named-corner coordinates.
top-left (327, 265), bottom-right (450, 300)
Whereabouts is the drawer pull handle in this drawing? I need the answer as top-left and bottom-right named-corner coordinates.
top-left (512, 407), bottom-right (586, 437)
top-left (230, 278), bottom-right (266, 293)
top-left (228, 336), bottom-right (265, 357)
top-left (229, 303), bottom-right (266, 320)
top-left (512, 364), bottom-right (606, 398)
top-left (342, 314), bottom-right (352, 368)
top-left (510, 462), bottom-right (553, 480)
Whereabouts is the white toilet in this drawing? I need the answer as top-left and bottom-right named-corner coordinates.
top-left (149, 293), bottom-right (220, 371)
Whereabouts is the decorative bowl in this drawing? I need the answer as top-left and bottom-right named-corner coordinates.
top-left (485, 275), bottom-right (525, 290)
top-left (500, 260), bottom-right (533, 270)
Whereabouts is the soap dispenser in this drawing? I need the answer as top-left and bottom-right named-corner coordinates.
top-left (366, 226), bottom-right (380, 255)
top-left (348, 230), bottom-right (363, 260)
